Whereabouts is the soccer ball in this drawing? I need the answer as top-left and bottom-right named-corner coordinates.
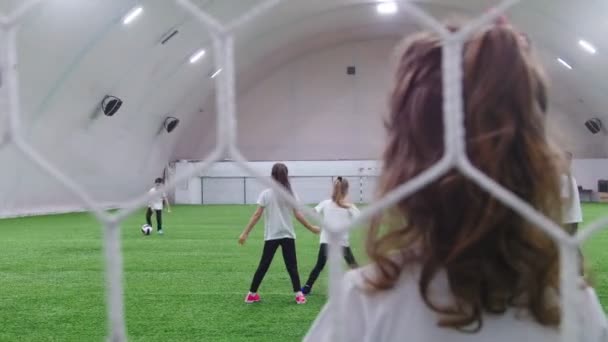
top-left (141, 224), bottom-right (152, 236)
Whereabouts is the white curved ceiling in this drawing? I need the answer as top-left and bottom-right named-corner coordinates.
top-left (6, 0), bottom-right (608, 157)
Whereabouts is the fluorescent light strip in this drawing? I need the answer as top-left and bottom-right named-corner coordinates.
top-left (578, 40), bottom-right (597, 54)
top-left (210, 68), bottom-right (223, 79)
top-left (122, 6), bottom-right (143, 25)
top-left (376, 2), bottom-right (398, 15)
top-left (557, 58), bottom-right (572, 70)
top-left (189, 49), bottom-right (206, 64)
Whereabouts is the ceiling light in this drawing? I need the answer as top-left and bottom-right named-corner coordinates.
top-left (122, 6), bottom-right (143, 25)
top-left (376, 2), bottom-right (398, 15)
top-left (210, 68), bottom-right (222, 79)
top-left (578, 40), bottom-right (597, 54)
top-left (189, 49), bottom-right (206, 64)
top-left (557, 58), bottom-right (572, 70)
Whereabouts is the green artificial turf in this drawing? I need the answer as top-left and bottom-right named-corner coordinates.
top-left (1, 203), bottom-right (608, 341)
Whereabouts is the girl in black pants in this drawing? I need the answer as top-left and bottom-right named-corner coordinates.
top-left (302, 177), bottom-right (360, 295)
top-left (146, 178), bottom-right (170, 234)
top-left (239, 163), bottom-right (320, 304)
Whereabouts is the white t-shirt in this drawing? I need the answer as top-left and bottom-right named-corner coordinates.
top-left (315, 200), bottom-right (360, 246)
top-left (562, 174), bottom-right (583, 224)
top-left (257, 189), bottom-right (298, 241)
top-left (306, 265), bottom-right (608, 342)
top-left (148, 187), bottom-right (166, 210)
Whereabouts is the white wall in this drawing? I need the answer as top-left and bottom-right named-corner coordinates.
top-left (172, 162), bottom-right (203, 205)
top-left (572, 159), bottom-right (608, 191)
top-left (174, 160), bottom-right (380, 205)
top-left (174, 38), bottom-right (395, 161)
top-left (173, 37), bottom-right (608, 164)
top-left (174, 158), bottom-right (608, 206)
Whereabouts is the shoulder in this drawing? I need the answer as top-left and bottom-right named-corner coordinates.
top-left (319, 199), bottom-right (332, 207)
top-left (305, 265), bottom-right (424, 342)
top-left (315, 199), bottom-right (330, 213)
top-left (347, 204), bottom-right (361, 215)
top-left (337, 264), bottom-right (421, 310)
top-left (257, 189), bottom-right (272, 204)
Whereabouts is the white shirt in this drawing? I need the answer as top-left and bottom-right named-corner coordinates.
top-left (562, 174), bottom-right (583, 224)
top-left (306, 265), bottom-right (608, 342)
top-left (257, 189), bottom-right (298, 241)
top-left (315, 200), bottom-right (360, 246)
top-left (148, 187), bottom-right (166, 210)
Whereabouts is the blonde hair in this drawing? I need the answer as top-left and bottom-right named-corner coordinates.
top-left (332, 177), bottom-right (350, 209)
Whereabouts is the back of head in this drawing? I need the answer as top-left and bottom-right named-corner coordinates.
top-left (368, 23), bottom-right (561, 331)
top-left (271, 163), bottom-right (293, 195)
top-left (154, 178), bottom-right (164, 185)
top-left (332, 177), bottom-right (350, 208)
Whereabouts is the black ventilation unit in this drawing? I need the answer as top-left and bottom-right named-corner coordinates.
top-left (101, 95), bottom-right (123, 117)
top-left (164, 117), bottom-right (180, 133)
top-left (585, 118), bottom-right (602, 134)
top-left (161, 29), bottom-right (179, 45)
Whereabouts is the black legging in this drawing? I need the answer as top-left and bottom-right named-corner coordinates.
top-left (146, 208), bottom-right (162, 230)
top-left (249, 238), bottom-right (301, 293)
top-left (305, 243), bottom-right (358, 289)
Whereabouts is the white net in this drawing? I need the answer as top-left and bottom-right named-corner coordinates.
top-left (0, 0), bottom-right (599, 341)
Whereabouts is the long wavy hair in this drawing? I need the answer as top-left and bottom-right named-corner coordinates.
top-left (366, 23), bottom-right (562, 331)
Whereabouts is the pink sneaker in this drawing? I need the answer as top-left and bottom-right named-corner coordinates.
top-left (245, 293), bottom-right (260, 303)
top-left (296, 293), bottom-right (307, 304)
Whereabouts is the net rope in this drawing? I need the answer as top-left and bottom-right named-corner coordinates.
top-left (0, 0), bottom-right (595, 341)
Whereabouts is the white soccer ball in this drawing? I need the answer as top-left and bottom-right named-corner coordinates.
top-left (141, 224), bottom-right (152, 236)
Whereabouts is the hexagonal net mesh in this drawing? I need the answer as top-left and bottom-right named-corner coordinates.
top-left (0, 0), bottom-right (601, 341)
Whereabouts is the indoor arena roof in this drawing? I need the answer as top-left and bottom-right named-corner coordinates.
top-left (6, 0), bottom-right (606, 158)
top-left (0, 0), bottom-right (604, 205)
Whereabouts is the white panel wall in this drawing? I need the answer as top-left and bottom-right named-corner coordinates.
top-left (175, 160), bottom-right (380, 205)
top-left (361, 176), bottom-right (379, 203)
top-left (175, 158), bottom-right (608, 205)
top-left (572, 159), bottom-right (608, 191)
top-left (196, 160), bottom-right (380, 177)
top-left (290, 177), bottom-right (335, 204)
top-left (202, 178), bottom-right (245, 204)
top-left (245, 178), bottom-right (269, 205)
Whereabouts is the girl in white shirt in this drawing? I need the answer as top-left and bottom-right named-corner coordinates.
top-left (306, 20), bottom-right (607, 342)
top-left (146, 178), bottom-right (170, 235)
top-left (239, 163), bottom-right (320, 305)
top-left (302, 177), bottom-right (359, 295)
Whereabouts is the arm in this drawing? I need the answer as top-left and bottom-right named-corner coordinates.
top-left (294, 210), bottom-right (320, 234)
top-left (239, 206), bottom-right (264, 245)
